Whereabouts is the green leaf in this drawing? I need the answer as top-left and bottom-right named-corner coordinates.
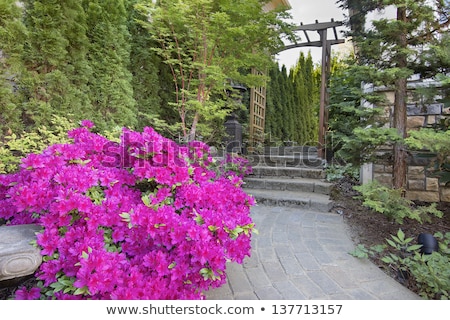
top-left (407, 244), bottom-right (423, 252)
top-left (142, 195), bottom-right (150, 207)
top-left (386, 239), bottom-right (397, 248)
top-left (194, 213), bottom-right (204, 225)
top-left (208, 225), bottom-right (218, 232)
top-left (119, 212), bottom-right (131, 223)
top-left (381, 256), bottom-right (395, 264)
top-left (397, 229), bottom-right (405, 242)
top-left (74, 287), bottom-right (90, 296)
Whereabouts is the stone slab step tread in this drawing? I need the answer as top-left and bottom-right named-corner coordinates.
top-left (248, 158), bottom-right (324, 169)
top-left (250, 166), bottom-right (326, 179)
top-left (244, 177), bottom-right (332, 195)
top-left (246, 189), bottom-right (333, 212)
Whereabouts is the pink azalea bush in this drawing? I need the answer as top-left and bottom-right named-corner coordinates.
top-left (0, 121), bottom-right (255, 299)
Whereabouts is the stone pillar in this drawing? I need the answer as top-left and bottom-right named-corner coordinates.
top-left (0, 224), bottom-right (42, 282)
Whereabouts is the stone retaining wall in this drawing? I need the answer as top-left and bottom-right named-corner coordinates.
top-left (370, 162), bottom-right (450, 202)
top-left (361, 79), bottom-right (450, 202)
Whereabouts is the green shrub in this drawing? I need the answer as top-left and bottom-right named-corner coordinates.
top-left (383, 230), bottom-right (450, 300)
top-left (353, 180), bottom-right (443, 224)
top-left (0, 116), bottom-right (74, 174)
top-left (351, 229), bottom-right (450, 299)
top-left (325, 163), bottom-right (360, 182)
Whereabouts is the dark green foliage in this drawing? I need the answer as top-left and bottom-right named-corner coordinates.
top-left (83, 0), bottom-right (137, 131)
top-left (127, 0), bottom-right (177, 135)
top-left (327, 56), bottom-right (402, 166)
top-left (20, 0), bottom-right (93, 128)
top-left (1, 0), bottom-right (164, 137)
top-left (336, 0), bottom-right (450, 188)
top-left (353, 229), bottom-right (450, 299)
top-left (265, 53), bottom-right (319, 145)
top-left (0, 0), bottom-right (27, 135)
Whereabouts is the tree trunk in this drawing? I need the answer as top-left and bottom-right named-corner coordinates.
top-left (392, 7), bottom-right (408, 190)
top-left (393, 77), bottom-right (408, 189)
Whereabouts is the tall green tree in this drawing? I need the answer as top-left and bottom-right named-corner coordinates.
top-left (0, 0), bottom-right (27, 136)
top-left (127, 0), bottom-right (178, 135)
top-left (338, 0), bottom-right (450, 189)
top-left (136, 0), bottom-right (295, 142)
top-left (83, 0), bottom-right (137, 130)
top-left (265, 52), bottom-right (320, 146)
top-left (265, 62), bottom-right (282, 143)
top-left (291, 52), bottom-right (319, 144)
top-left (20, 0), bottom-right (94, 128)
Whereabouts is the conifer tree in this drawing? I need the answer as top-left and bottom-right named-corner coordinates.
top-left (21, 0), bottom-right (73, 127)
top-left (83, 0), bottom-right (137, 130)
top-left (127, 0), bottom-right (176, 133)
top-left (0, 0), bottom-right (27, 135)
top-left (338, 0), bottom-right (450, 188)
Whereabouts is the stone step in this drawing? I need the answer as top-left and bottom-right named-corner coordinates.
top-left (247, 154), bottom-right (324, 168)
top-left (244, 177), bottom-right (332, 195)
top-left (250, 166), bottom-right (326, 179)
top-left (261, 145), bottom-right (318, 155)
top-left (245, 189), bottom-right (333, 212)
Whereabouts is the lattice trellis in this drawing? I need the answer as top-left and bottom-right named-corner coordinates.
top-left (249, 69), bottom-right (266, 145)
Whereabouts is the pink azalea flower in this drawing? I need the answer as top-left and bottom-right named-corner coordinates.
top-left (15, 287), bottom-right (41, 300)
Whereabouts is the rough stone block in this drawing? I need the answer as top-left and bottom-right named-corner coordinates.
top-left (440, 188), bottom-right (450, 202)
top-left (0, 224), bottom-right (42, 282)
top-left (407, 116), bottom-right (425, 129)
top-left (426, 178), bottom-right (439, 192)
top-left (373, 165), bottom-right (385, 173)
top-left (405, 191), bottom-right (439, 203)
top-left (408, 166), bottom-right (425, 176)
top-left (374, 174), bottom-right (392, 187)
top-left (408, 179), bottom-right (425, 191)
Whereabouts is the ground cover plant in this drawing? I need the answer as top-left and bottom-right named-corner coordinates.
top-left (332, 176), bottom-right (450, 299)
top-left (0, 121), bottom-right (255, 299)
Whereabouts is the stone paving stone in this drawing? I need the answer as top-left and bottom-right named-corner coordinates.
top-left (295, 252), bottom-right (321, 271)
top-left (245, 266), bottom-right (272, 289)
top-left (206, 283), bottom-right (233, 300)
top-left (257, 247), bottom-right (278, 262)
top-left (287, 231), bottom-right (304, 243)
top-left (272, 231), bottom-right (290, 243)
top-left (345, 288), bottom-right (378, 300)
top-left (256, 235), bottom-right (273, 249)
top-left (323, 265), bottom-right (359, 289)
top-left (273, 280), bottom-right (307, 300)
top-left (311, 250), bottom-right (335, 265)
top-left (279, 256), bottom-right (304, 277)
top-left (290, 275), bottom-right (326, 299)
top-left (359, 279), bottom-right (416, 298)
top-left (273, 244), bottom-right (294, 258)
top-left (302, 239), bottom-right (323, 251)
top-left (263, 261), bottom-right (289, 282)
top-left (226, 265), bottom-right (253, 294)
top-left (234, 292), bottom-right (259, 300)
top-left (306, 271), bottom-right (345, 296)
top-left (254, 286), bottom-right (283, 300)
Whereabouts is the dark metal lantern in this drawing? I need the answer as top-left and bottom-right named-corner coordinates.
top-left (417, 233), bottom-right (438, 254)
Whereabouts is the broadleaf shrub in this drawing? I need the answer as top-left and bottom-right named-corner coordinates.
top-left (0, 121), bottom-right (255, 300)
top-left (353, 180), bottom-right (443, 224)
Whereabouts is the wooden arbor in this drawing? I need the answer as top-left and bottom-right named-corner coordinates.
top-left (249, 20), bottom-right (345, 159)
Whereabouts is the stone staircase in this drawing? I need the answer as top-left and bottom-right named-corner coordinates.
top-left (243, 146), bottom-right (333, 212)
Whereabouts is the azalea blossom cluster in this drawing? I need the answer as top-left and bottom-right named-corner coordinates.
top-left (0, 121), bottom-right (255, 299)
